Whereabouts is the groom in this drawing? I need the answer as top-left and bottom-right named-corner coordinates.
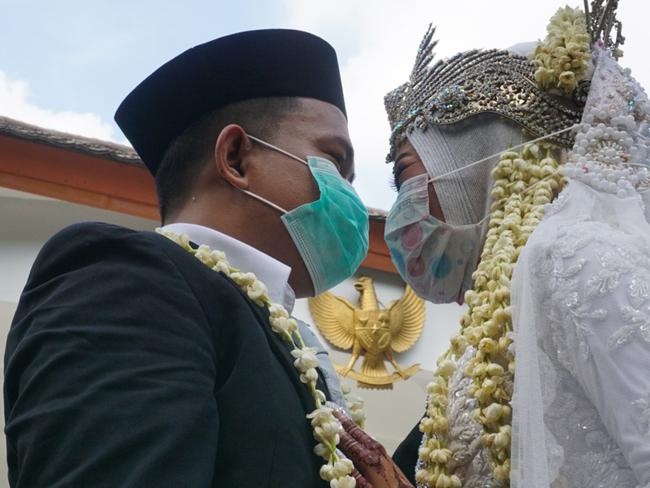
top-left (5, 29), bottom-right (381, 487)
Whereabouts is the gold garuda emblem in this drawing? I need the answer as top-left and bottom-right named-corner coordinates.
top-left (308, 276), bottom-right (425, 389)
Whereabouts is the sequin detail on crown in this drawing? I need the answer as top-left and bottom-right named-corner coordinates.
top-left (384, 27), bottom-right (583, 162)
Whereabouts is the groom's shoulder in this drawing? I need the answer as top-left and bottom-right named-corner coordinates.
top-left (32, 221), bottom-right (184, 277)
top-left (48, 221), bottom-right (150, 243)
top-left (42, 221), bottom-right (164, 256)
top-left (33, 222), bottom-right (236, 290)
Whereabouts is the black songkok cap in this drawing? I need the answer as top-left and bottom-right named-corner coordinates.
top-left (115, 29), bottom-right (346, 176)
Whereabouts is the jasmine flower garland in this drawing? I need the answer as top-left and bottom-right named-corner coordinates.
top-left (532, 6), bottom-right (591, 95)
top-left (156, 229), bottom-right (357, 488)
top-left (341, 382), bottom-right (366, 429)
top-left (415, 144), bottom-right (565, 488)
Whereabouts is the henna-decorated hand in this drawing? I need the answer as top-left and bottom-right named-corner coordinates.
top-left (334, 409), bottom-right (414, 488)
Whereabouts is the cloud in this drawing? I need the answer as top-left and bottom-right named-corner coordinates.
top-left (0, 70), bottom-right (119, 142)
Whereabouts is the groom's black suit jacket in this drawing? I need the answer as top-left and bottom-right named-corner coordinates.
top-left (4, 222), bottom-right (331, 487)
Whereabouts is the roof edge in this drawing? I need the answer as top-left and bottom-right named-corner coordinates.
top-left (0, 116), bottom-right (141, 166)
top-left (0, 116), bottom-right (387, 220)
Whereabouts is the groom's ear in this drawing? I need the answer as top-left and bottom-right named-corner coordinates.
top-left (213, 124), bottom-right (254, 191)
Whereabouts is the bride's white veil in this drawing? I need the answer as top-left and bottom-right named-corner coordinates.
top-left (510, 46), bottom-right (650, 487)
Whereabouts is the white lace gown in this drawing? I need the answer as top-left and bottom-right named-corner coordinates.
top-left (510, 180), bottom-right (650, 487)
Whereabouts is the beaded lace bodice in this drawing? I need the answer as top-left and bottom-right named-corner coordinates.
top-left (440, 205), bottom-right (650, 486)
top-left (511, 181), bottom-right (650, 487)
top-left (441, 199), bottom-right (650, 487)
top-left (445, 348), bottom-right (498, 487)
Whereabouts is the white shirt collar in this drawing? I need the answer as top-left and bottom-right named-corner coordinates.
top-left (161, 222), bottom-right (296, 313)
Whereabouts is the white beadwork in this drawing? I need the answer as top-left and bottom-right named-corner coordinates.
top-left (561, 47), bottom-right (650, 197)
top-left (518, 216), bottom-right (646, 486)
top-left (632, 395), bottom-right (650, 436)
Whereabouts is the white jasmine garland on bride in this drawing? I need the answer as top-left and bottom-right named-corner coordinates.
top-left (414, 143), bottom-right (565, 488)
top-left (156, 228), bottom-right (357, 488)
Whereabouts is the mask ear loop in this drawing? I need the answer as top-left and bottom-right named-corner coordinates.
top-left (240, 190), bottom-right (289, 214)
top-left (477, 213), bottom-right (490, 225)
top-left (237, 133), bottom-right (311, 214)
top-left (421, 125), bottom-right (578, 227)
top-left (427, 124), bottom-right (579, 184)
top-left (247, 134), bottom-right (308, 166)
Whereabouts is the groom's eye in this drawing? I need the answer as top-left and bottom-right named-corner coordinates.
top-left (326, 153), bottom-right (354, 182)
top-left (322, 153), bottom-right (343, 171)
top-left (315, 135), bottom-right (355, 181)
top-left (330, 153), bottom-right (345, 168)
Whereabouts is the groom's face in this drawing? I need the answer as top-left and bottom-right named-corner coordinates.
top-left (392, 140), bottom-right (445, 221)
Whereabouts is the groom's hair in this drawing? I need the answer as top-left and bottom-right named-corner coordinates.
top-left (156, 97), bottom-right (302, 223)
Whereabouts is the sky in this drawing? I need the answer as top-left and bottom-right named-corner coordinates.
top-left (1, 0), bottom-right (648, 210)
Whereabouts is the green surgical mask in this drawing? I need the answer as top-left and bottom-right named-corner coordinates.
top-left (242, 135), bottom-right (369, 295)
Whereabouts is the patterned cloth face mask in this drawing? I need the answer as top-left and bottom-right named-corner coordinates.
top-left (385, 125), bottom-right (577, 304)
top-left (241, 135), bottom-right (369, 295)
top-left (385, 173), bottom-right (486, 303)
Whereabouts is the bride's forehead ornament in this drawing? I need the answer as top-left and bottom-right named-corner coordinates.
top-left (384, 27), bottom-right (582, 162)
top-left (384, 1), bottom-right (625, 163)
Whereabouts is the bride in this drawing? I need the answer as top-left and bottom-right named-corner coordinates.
top-left (383, 3), bottom-right (650, 487)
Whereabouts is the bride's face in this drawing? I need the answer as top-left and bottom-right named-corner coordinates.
top-left (392, 139), bottom-right (445, 221)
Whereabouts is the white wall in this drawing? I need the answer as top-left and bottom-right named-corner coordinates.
top-left (0, 188), bottom-right (157, 304)
top-left (0, 301), bottom-right (17, 487)
top-left (0, 187), bottom-right (464, 481)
